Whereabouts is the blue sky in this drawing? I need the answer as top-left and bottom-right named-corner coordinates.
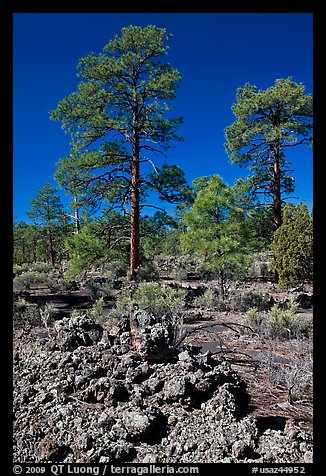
top-left (13, 13), bottom-right (313, 222)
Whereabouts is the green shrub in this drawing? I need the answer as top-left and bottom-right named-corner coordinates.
top-left (13, 262), bottom-right (53, 276)
top-left (230, 291), bottom-right (275, 312)
top-left (102, 259), bottom-right (128, 281)
top-left (42, 302), bottom-right (60, 318)
top-left (115, 281), bottom-right (186, 319)
top-left (247, 251), bottom-right (274, 280)
top-left (266, 302), bottom-right (309, 338)
top-left (87, 297), bottom-right (106, 323)
top-left (173, 254), bottom-right (206, 280)
top-left (13, 297), bottom-right (40, 325)
top-left (193, 289), bottom-right (218, 308)
top-left (242, 307), bottom-right (263, 332)
top-left (136, 282), bottom-right (186, 317)
top-left (13, 264), bottom-right (69, 292)
top-left (154, 254), bottom-right (206, 280)
top-left (70, 309), bottom-right (85, 320)
top-left (85, 278), bottom-right (113, 300)
top-left (50, 277), bottom-right (79, 293)
top-left (112, 282), bottom-right (187, 350)
top-left (13, 271), bottom-right (52, 291)
top-left (241, 300), bottom-right (312, 339)
top-left (115, 287), bottom-right (134, 315)
top-left (136, 261), bottom-right (159, 282)
top-left (39, 302), bottom-right (60, 332)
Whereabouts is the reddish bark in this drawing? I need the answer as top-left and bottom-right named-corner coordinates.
top-left (48, 228), bottom-right (55, 266)
top-left (130, 136), bottom-right (140, 281)
top-left (74, 196), bottom-right (80, 234)
top-left (272, 140), bottom-right (282, 231)
top-left (203, 242), bottom-right (207, 259)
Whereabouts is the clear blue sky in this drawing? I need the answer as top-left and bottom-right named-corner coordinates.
top-left (13, 13), bottom-right (313, 222)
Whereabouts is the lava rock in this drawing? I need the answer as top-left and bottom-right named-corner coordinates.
top-left (55, 316), bottom-right (103, 350)
top-left (13, 315), bottom-right (313, 464)
top-left (38, 436), bottom-right (70, 462)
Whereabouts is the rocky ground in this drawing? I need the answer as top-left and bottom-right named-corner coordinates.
top-left (13, 284), bottom-right (313, 464)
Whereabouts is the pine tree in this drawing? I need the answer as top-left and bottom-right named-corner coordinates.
top-left (13, 221), bottom-right (31, 265)
top-left (272, 203), bottom-right (313, 288)
top-left (65, 210), bottom-right (129, 277)
top-left (50, 25), bottom-right (187, 280)
top-left (225, 77), bottom-right (313, 230)
top-left (27, 183), bottom-right (69, 266)
top-left (180, 175), bottom-right (249, 296)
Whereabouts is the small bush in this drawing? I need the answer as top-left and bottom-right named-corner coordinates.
top-left (173, 254), bottom-right (206, 280)
top-left (266, 302), bottom-right (309, 338)
top-left (87, 297), bottom-right (106, 323)
top-left (13, 265), bottom-right (70, 293)
top-left (230, 291), bottom-right (275, 312)
top-left (154, 254), bottom-right (206, 280)
top-left (193, 289), bottom-right (218, 308)
top-left (247, 251), bottom-right (274, 280)
top-left (13, 297), bottom-right (40, 325)
top-left (13, 271), bottom-right (51, 291)
top-left (242, 307), bottom-right (263, 333)
top-left (39, 302), bottom-right (60, 332)
top-left (47, 275), bottom-right (79, 293)
top-left (85, 277), bottom-right (113, 300)
top-left (70, 309), bottom-right (85, 320)
top-left (102, 259), bottom-right (128, 281)
top-left (136, 282), bottom-right (186, 318)
top-left (115, 288), bottom-right (134, 315)
top-left (115, 281), bottom-right (186, 319)
top-left (136, 261), bottom-right (159, 282)
top-left (240, 300), bottom-right (312, 339)
top-left (259, 338), bottom-right (313, 404)
top-left (43, 302), bottom-right (60, 319)
top-left (171, 265), bottom-right (188, 281)
top-left (112, 282), bottom-right (187, 351)
top-left (13, 262), bottom-right (53, 276)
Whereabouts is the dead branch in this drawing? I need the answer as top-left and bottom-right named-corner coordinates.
top-left (185, 321), bottom-right (257, 336)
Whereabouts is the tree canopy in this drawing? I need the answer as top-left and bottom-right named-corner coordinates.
top-left (50, 25), bottom-right (188, 279)
top-left (225, 77), bottom-right (313, 230)
top-left (181, 175), bottom-right (249, 295)
top-left (272, 203), bottom-right (313, 289)
top-left (27, 183), bottom-right (69, 266)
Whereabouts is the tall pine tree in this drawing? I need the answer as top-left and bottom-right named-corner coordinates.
top-left (180, 175), bottom-right (248, 296)
top-left (50, 25), bottom-right (186, 280)
top-left (225, 77), bottom-right (312, 230)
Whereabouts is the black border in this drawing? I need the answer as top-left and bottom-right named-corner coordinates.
top-left (3, 1), bottom-right (320, 474)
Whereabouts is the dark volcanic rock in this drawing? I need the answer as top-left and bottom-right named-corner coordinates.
top-left (163, 376), bottom-right (188, 401)
top-left (55, 316), bottom-right (103, 350)
top-left (294, 293), bottom-right (313, 309)
top-left (122, 409), bottom-right (156, 438)
top-left (38, 436), bottom-right (70, 462)
top-left (13, 311), bottom-right (313, 464)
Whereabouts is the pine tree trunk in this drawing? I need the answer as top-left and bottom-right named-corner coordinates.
top-left (21, 238), bottom-right (26, 263)
top-left (74, 196), bottom-right (80, 234)
top-left (129, 81), bottom-right (141, 281)
top-left (272, 140), bottom-right (282, 283)
top-left (272, 141), bottom-right (282, 230)
top-left (32, 237), bottom-right (37, 263)
top-left (203, 242), bottom-right (207, 259)
top-left (130, 138), bottom-right (140, 281)
top-left (48, 228), bottom-right (55, 266)
top-left (220, 269), bottom-right (225, 299)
